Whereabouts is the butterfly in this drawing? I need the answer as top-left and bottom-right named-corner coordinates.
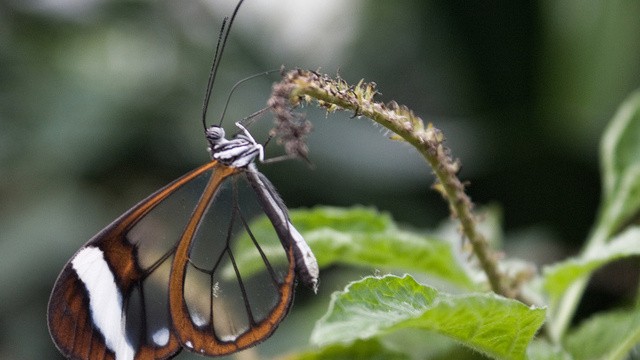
top-left (47, 1), bottom-right (319, 359)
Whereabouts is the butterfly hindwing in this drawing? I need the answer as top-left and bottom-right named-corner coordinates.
top-left (169, 164), bottom-right (296, 356)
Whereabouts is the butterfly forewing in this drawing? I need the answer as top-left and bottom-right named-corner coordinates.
top-left (122, 164), bottom-right (214, 355)
top-left (126, 168), bottom-right (212, 270)
top-left (48, 162), bottom-right (219, 360)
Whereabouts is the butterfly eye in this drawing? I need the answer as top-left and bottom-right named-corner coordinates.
top-left (206, 126), bottom-right (225, 143)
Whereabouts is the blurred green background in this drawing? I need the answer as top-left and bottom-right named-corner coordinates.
top-left (2, 0), bottom-right (640, 359)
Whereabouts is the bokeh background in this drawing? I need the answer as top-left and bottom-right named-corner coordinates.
top-left (2, 0), bottom-right (640, 359)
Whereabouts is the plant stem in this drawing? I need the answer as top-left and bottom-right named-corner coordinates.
top-left (547, 221), bottom-right (610, 342)
top-left (269, 69), bottom-right (515, 299)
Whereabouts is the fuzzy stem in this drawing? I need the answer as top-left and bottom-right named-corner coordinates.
top-left (270, 69), bottom-right (516, 299)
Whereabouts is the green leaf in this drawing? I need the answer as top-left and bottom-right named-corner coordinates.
top-left (598, 91), bottom-right (640, 237)
top-left (601, 91), bottom-right (640, 198)
top-left (229, 206), bottom-right (475, 289)
top-left (307, 228), bottom-right (474, 288)
top-left (290, 206), bottom-right (393, 233)
top-left (527, 340), bottom-right (573, 360)
top-left (564, 309), bottom-right (640, 360)
top-left (545, 91), bottom-right (640, 343)
top-left (310, 274), bottom-right (546, 360)
top-left (542, 227), bottom-right (640, 304)
top-left (287, 338), bottom-right (411, 360)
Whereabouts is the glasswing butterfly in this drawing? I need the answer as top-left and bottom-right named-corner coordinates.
top-left (47, 1), bottom-right (319, 359)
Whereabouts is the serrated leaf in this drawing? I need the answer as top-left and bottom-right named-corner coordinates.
top-left (542, 227), bottom-right (640, 303)
top-left (564, 309), bottom-right (640, 360)
top-left (599, 91), bottom-right (640, 236)
top-left (229, 206), bottom-right (475, 289)
top-left (285, 339), bottom-right (411, 360)
top-left (310, 274), bottom-right (546, 360)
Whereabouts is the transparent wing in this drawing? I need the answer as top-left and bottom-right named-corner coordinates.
top-left (48, 161), bottom-right (212, 360)
top-left (168, 165), bottom-right (296, 356)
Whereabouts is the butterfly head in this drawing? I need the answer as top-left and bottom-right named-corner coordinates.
top-left (206, 124), bottom-right (263, 168)
top-left (205, 125), bottom-right (226, 145)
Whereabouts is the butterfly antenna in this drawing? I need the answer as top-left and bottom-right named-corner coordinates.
top-left (201, 0), bottom-right (245, 131)
top-left (218, 69), bottom-right (279, 126)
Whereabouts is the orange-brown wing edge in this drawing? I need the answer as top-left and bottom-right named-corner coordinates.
top-left (168, 164), bottom-right (298, 356)
top-left (47, 161), bottom-right (218, 360)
